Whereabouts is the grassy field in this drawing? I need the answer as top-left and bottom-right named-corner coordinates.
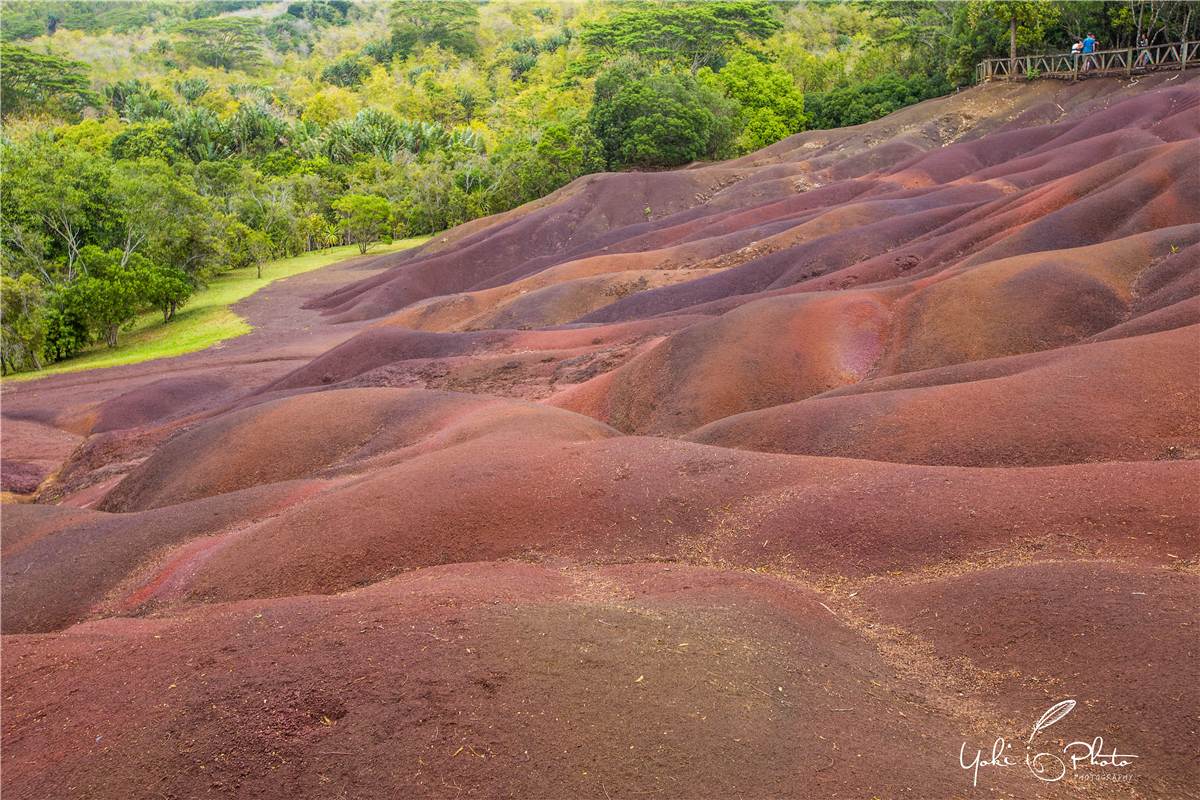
top-left (3, 238), bottom-right (428, 383)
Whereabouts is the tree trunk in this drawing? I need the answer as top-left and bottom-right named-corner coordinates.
top-left (105, 323), bottom-right (119, 348)
top-left (1010, 17), bottom-right (1018, 75)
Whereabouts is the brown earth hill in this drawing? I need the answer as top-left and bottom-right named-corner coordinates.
top-left (3, 74), bottom-right (1198, 800)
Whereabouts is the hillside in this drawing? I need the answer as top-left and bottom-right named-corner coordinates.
top-left (2, 72), bottom-right (1198, 799)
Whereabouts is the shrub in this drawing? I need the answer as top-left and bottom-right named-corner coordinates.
top-left (588, 63), bottom-right (739, 170)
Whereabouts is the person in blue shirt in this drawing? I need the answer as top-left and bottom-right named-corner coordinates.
top-left (1082, 33), bottom-right (1097, 70)
top-left (1136, 34), bottom-right (1151, 69)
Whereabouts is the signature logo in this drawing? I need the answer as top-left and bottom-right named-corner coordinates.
top-left (959, 700), bottom-right (1138, 787)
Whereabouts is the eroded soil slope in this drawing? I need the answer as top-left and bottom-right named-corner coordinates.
top-left (3, 74), bottom-right (1198, 799)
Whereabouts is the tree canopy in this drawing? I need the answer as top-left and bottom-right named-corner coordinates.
top-left (580, 1), bottom-right (782, 75)
top-left (390, 1), bottom-right (480, 59)
top-left (588, 62), bottom-right (738, 170)
top-left (0, 44), bottom-right (98, 119)
top-left (707, 52), bottom-right (806, 153)
top-left (968, 1), bottom-right (1062, 63)
top-left (333, 194), bottom-right (392, 254)
top-left (173, 17), bottom-right (264, 71)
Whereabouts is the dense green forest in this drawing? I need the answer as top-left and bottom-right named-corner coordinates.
top-left (3, 0), bottom-right (1198, 374)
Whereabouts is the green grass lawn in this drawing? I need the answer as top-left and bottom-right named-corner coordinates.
top-left (3, 237), bottom-right (428, 384)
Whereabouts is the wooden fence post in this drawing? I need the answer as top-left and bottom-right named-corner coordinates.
top-left (1182, 41), bottom-right (1189, 71)
top-left (1127, 48), bottom-right (1132, 77)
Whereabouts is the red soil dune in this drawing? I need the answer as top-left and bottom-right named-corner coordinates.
top-left (3, 74), bottom-right (1199, 799)
top-left (686, 324), bottom-right (1199, 465)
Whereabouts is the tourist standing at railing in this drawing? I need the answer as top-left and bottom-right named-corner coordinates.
top-left (1136, 34), bottom-right (1151, 68)
top-left (1082, 32), bottom-right (1097, 70)
top-left (1072, 39), bottom-right (1083, 69)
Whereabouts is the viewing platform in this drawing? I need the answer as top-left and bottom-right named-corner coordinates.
top-left (977, 40), bottom-right (1198, 82)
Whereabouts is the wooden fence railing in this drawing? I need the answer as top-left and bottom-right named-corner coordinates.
top-left (976, 40), bottom-right (1198, 82)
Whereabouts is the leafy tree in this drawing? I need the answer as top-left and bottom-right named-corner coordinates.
top-left (333, 194), bottom-right (392, 254)
top-left (300, 213), bottom-right (339, 250)
top-left (287, 1), bottom-right (351, 24)
top-left (175, 77), bottom-right (212, 105)
top-left (361, 39), bottom-right (395, 64)
top-left (142, 264), bottom-right (194, 323)
top-left (244, 228), bottom-right (273, 278)
top-left (0, 274), bottom-right (47, 373)
top-left (708, 52), bottom-right (806, 153)
top-left (228, 102), bottom-right (286, 156)
top-left (865, 1), bottom-right (959, 51)
top-left (110, 121), bottom-right (182, 163)
top-left (103, 79), bottom-right (154, 117)
top-left (860, 1), bottom-right (967, 79)
top-left (265, 14), bottom-right (317, 55)
top-left (500, 121), bottom-right (603, 203)
top-left (580, 2), bottom-right (782, 75)
top-left (53, 118), bottom-right (122, 156)
top-left (1, 137), bottom-right (117, 283)
top-left (805, 72), bottom-right (952, 130)
top-left (390, 1), bottom-right (480, 59)
top-left (112, 158), bottom-right (209, 276)
top-left (73, 246), bottom-right (151, 348)
top-left (303, 86), bottom-right (360, 125)
top-left (1134, 0), bottom-right (1200, 44)
top-left (321, 56), bottom-right (364, 87)
top-left (0, 7), bottom-right (48, 41)
top-left (588, 62), bottom-right (739, 170)
top-left (259, 152), bottom-right (301, 177)
top-left (533, 125), bottom-right (587, 186)
top-left (0, 219), bottom-right (51, 289)
top-left (1053, 1), bottom-right (1198, 53)
top-left (241, 174), bottom-right (294, 250)
top-left (41, 290), bottom-right (91, 363)
top-left (219, 220), bottom-right (273, 278)
top-left (174, 18), bottom-right (265, 72)
top-left (510, 52), bottom-right (539, 81)
top-left (173, 106), bottom-right (232, 163)
top-left (0, 44), bottom-right (99, 119)
top-left (967, 1), bottom-right (1060, 65)
top-left (194, 162), bottom-right (250, 212)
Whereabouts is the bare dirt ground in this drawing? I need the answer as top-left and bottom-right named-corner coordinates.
top-left (3, 74), bottom-right (1198, 799)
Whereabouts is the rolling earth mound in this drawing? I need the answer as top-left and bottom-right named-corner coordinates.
top-left (3, 73), bottom-right (1198, 799)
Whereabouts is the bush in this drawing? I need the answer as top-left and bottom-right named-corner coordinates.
top-left (110, 121), bottom-right (181, 163)
top-left (333, 194), bottom-right (392, 253)
top-left (74, 247), bottom-right (153, 348)
top-left (42, 294), bottom-right (91, 363)
top-left (321, 57), bottom-right (363, 88)
top-left (708, 52), bottom-right (806, 154)
top-left (805, 73), bottom-right (953, 130)
top-left (588, 63), bottom-right (739, 170)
